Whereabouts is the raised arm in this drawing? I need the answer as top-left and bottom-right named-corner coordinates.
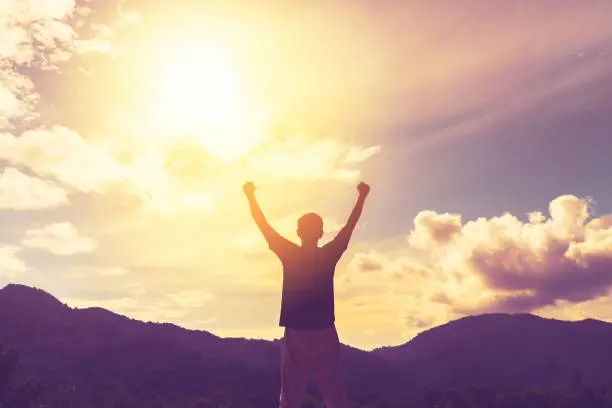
top-left (328, 182), bottom-right (371, 253)
top-left (243, 182), bottom-right (294, 253)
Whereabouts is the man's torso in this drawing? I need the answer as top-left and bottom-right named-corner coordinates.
top-left (278, 244), bottom-right (341, 329)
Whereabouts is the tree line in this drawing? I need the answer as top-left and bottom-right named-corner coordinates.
top-left (3, 342), bottom-right (612, 408)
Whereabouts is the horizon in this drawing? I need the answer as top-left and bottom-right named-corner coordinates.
top-left (1, 1), bottom-right (612, 350)
top-left (1, 282), bottom-right (609, 352)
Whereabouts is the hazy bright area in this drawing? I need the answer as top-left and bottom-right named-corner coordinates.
top-left (1, 0), bottom-right (612, 350)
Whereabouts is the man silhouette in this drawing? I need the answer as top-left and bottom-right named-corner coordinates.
top-left (244, 181), bottom-right (371, 408)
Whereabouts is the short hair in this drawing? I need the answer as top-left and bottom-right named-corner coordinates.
top-left (298, 212), bottom-right (323, 231)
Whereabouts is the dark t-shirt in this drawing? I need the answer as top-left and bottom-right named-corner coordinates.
top-left (268, 234), bottom-right (349, 330)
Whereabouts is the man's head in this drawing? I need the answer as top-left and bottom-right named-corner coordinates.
top-left (297, 212), bottom-right (324, 245)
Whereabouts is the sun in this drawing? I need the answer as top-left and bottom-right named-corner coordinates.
top-left (161, 50), bottom-right (239, 124)
top-left (152, 46), bottom-right (266, 161)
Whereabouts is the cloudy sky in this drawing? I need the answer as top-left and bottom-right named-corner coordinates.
top-left (1, 0), bottom-right (612, 350)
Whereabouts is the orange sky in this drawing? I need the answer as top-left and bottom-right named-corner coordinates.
top-left (1, 0), bottom-right (612, 350)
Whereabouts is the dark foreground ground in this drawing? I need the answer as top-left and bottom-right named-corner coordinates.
top-left (3, 284), bottom-right (612, 407)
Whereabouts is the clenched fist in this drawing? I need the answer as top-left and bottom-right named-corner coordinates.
top-left (243, 182), bottom-right (256, 196)
top-left (357, 182), bottom-right (370, 198)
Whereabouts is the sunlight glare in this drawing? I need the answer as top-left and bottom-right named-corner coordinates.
top-left (161, 50), bottom-right (239, 124)
top-left (153, 45), bottom-right (267, 161)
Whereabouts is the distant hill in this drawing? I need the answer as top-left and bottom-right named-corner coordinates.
top-left (3, 283), bottom-right (612, 403)
top-left (0, 284), bottom-right (276, 368)
top-left (0, 284), bottom-right (402, 402)
top-left (373, 313), bottom-right (612, 388)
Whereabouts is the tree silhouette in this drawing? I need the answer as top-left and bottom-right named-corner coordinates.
top-left (0, 343), bottom-right (45, 408)
top-left (6, 338), bottom-right (612, 407)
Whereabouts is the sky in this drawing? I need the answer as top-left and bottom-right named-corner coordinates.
top-left (1, 0), bottom-right (612, 350)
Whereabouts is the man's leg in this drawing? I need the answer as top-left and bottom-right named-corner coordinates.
top-left (280, 328), bottom-right (310, 408)
top-left (311, 326), bottom-right (349, 408)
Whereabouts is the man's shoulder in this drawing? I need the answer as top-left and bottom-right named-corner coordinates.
top-left (270, 239), bottom-right (299, 258)
top-left (321, 240), bottom-right (337, 250)
top-left (322, 236), bottom-right (349, 254)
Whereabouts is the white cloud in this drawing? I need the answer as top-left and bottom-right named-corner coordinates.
top-left (166, 290), bottom-right (215, 308)
top-left (0, 126), bottom-right (123, 192)
top-left (73, 38), bottom-right (117, 56)
top-left (0, 167), bottom-right (68, 210)
top-left (116, 9), bottom-right (141, 27)
top-left (247, 137), bottom-right (379, 181)
top-left (408, 210), bottom-right (463, 249)
top-left (62, 287), bottom-right (216, 324)
top-left (0, 0), bottom-right (76, 66)
top-left (0, 0), bottom-right (116, 128)
top-left (62, 266), bottom-right (131, 279)
top-left (22, 222), bottom-right (96, 255)
top-left (332, 195), bottom-right (612, 345)
top-left (14, 0), bottom-right (76, 21)
top-left (0, 245), bottom-right (27, 279)
top-left (0, 128), bottom-right (217, 209)
top-left (344, 146), bottom-right (381, 164)
top-left (402, 195), bottom-right (612, 314)
top-left (99, 267), bottom-right (129, 276)
top-left (0, 69), bottom-right (37, 127)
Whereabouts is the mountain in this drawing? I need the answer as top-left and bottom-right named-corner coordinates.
top-left (373, 313), bottom-right (612, 388)
top-left (0, 284), bottom-right (404, 403)
top-left (0, 284), bottom-right (274, 368)
top-left (4, 283), bottom-right (612, 405)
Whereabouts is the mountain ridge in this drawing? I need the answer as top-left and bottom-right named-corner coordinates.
top-left (0, 283), bottom-right (405, 402)
top-left (3, 283), bottom-right (612, 392)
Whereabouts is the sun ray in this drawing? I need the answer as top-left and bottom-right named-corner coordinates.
top-left (149, 44), bottom-right (267, 162)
